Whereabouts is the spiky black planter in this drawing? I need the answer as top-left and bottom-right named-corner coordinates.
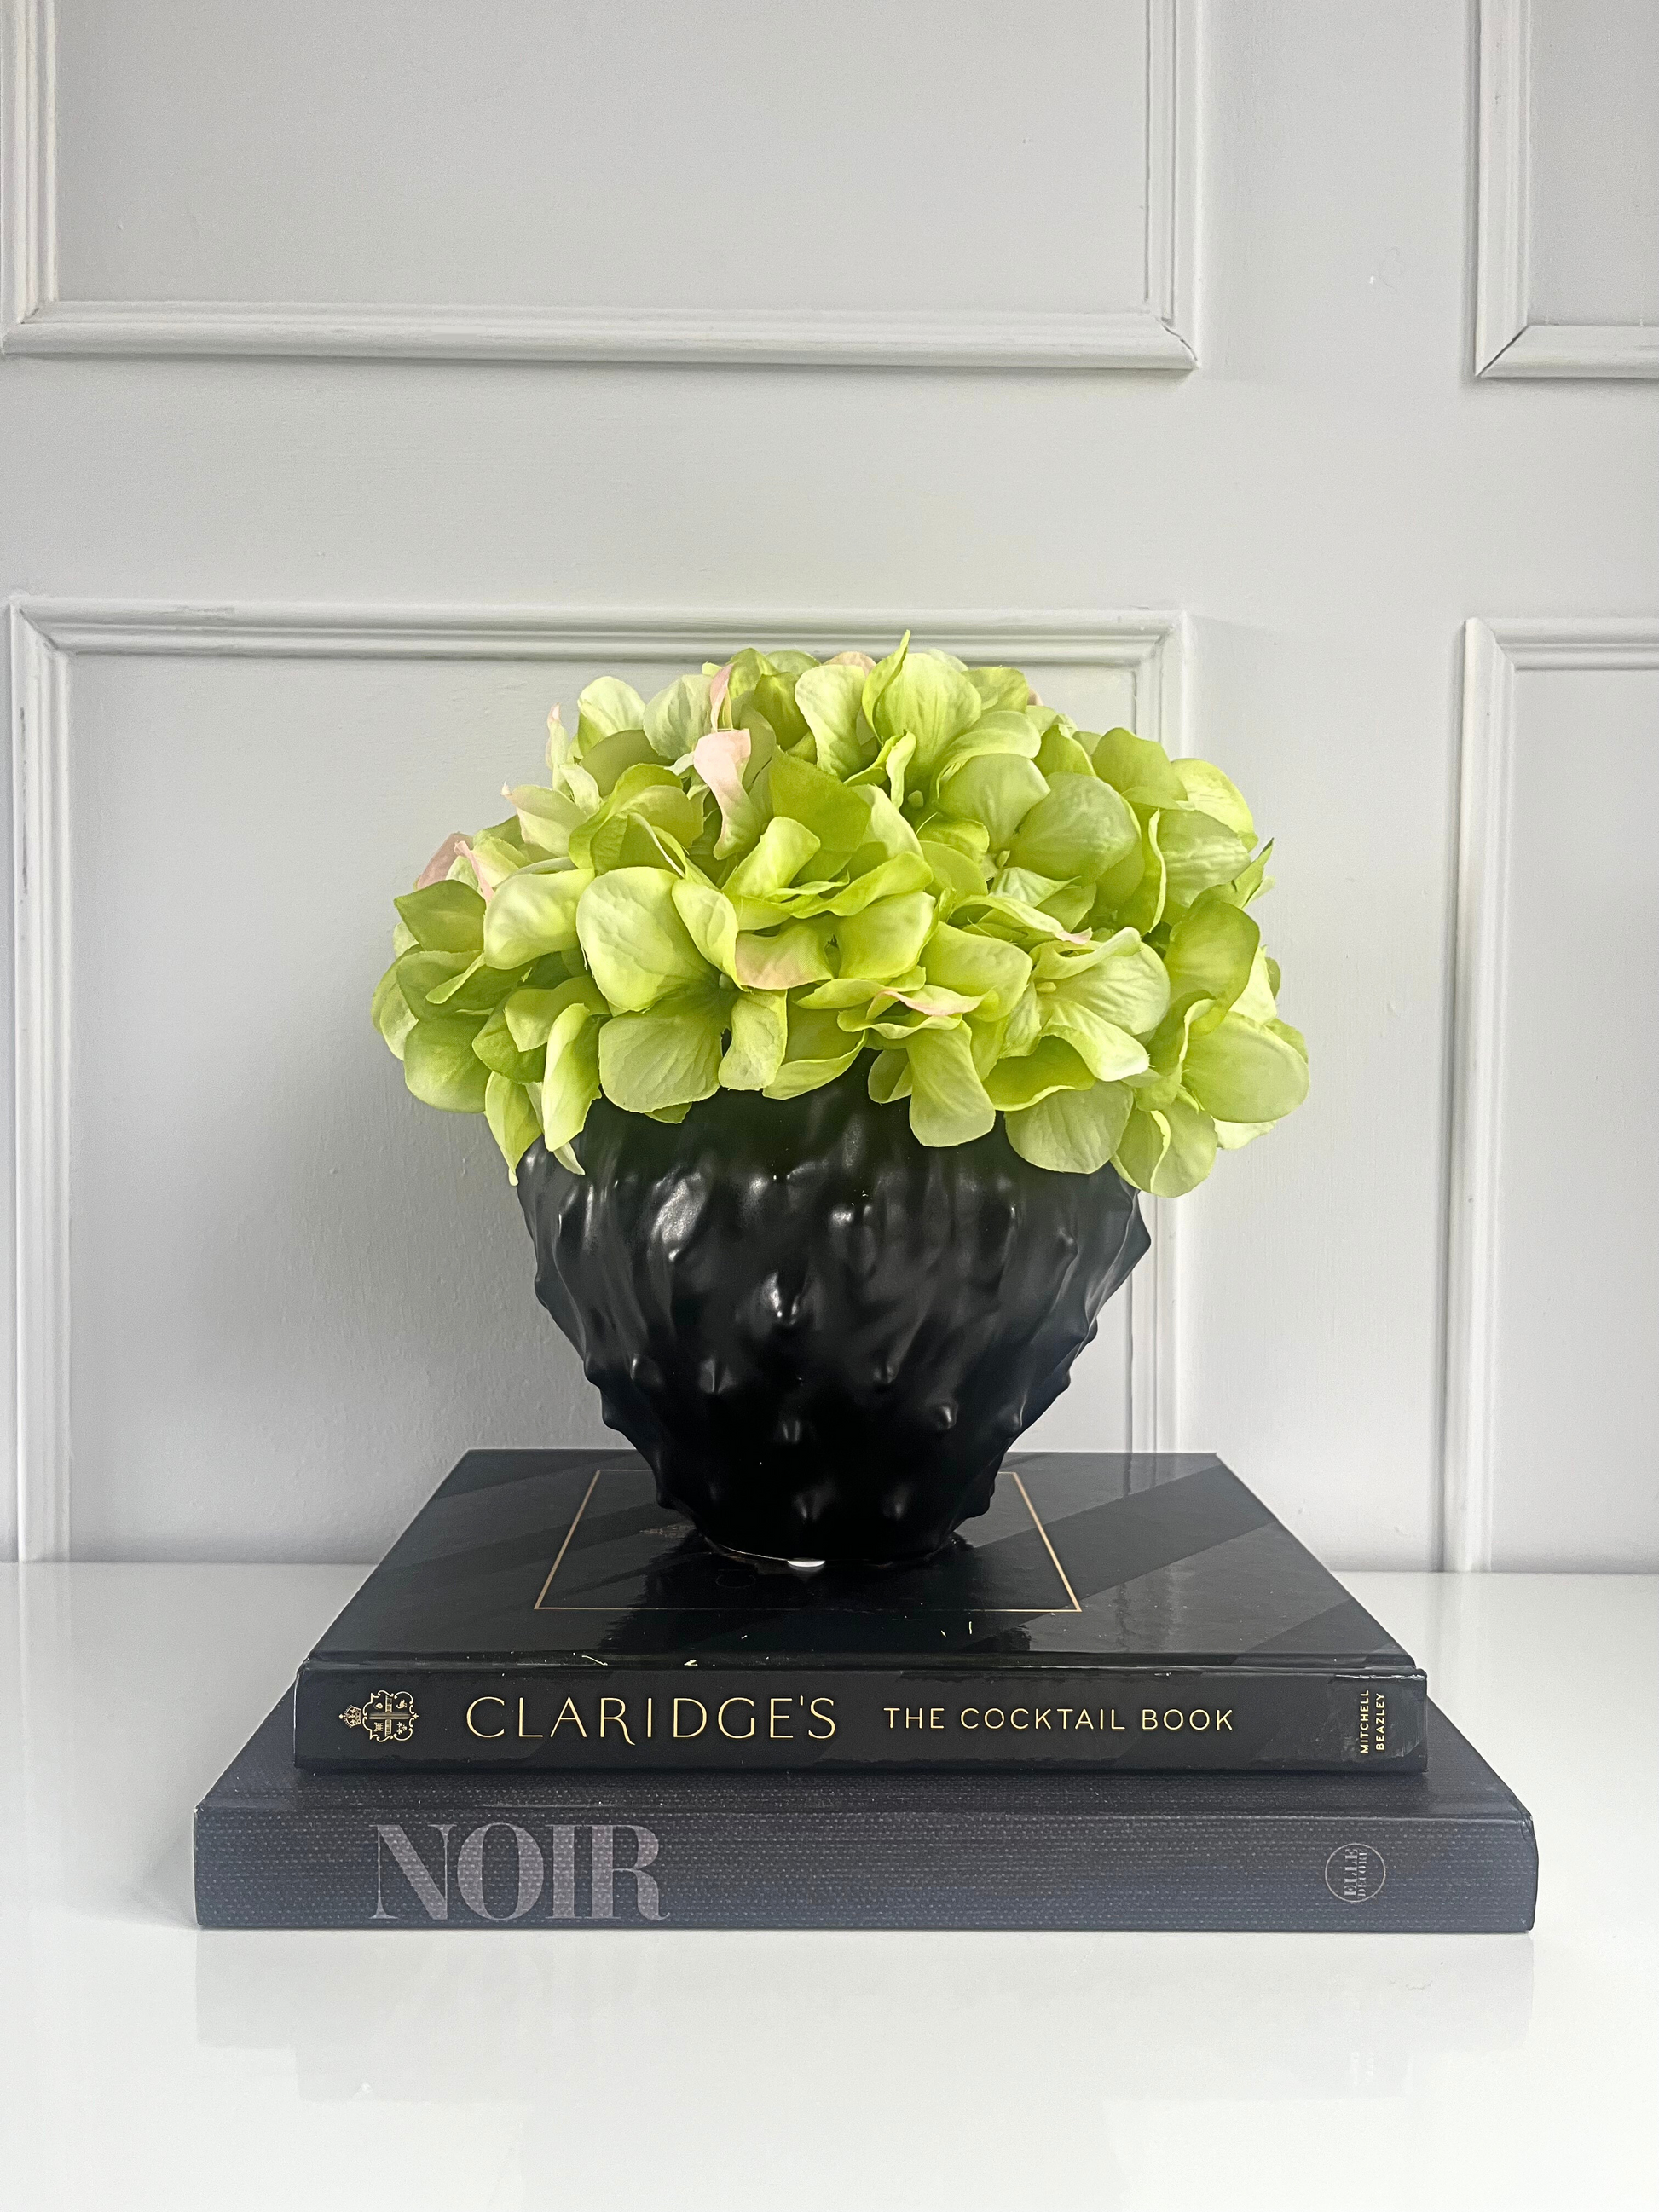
top-left (515, 1060), bottom-right (1147, 1566)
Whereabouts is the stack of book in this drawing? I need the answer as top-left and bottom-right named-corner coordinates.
top-left (194, 1450), bottom-right (1537, 1931)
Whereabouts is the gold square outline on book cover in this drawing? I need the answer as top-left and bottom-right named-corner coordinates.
top-left (533, 1466), bottom-right (1080, 1614)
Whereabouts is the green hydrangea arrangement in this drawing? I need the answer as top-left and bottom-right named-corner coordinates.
top-left (372, 638), bottom-right (1307, 1193)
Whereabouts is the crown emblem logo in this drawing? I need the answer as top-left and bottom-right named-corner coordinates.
top-left (340, 1688), bottom-right (418, 1744)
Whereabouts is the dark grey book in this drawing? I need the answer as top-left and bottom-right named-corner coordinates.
top-left (294, 1449), bottom-right (1428, 1774)
top-left (199, 1699), bottom-right (1534, 1932)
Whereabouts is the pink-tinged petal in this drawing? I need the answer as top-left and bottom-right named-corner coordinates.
top-left (708, 663), bottom-right (733, 725)
top-left (693, 725), bottom-right (752, 826)
top-left (1027, 684), bottom-right (1046, 707)
top-left (825, 650), bottom-right (876, 673)
top-left (456, 839), bottom-right (494, 901)
top-left (415, 831), bottom-right (469, 889)
top-left (734, 933), bottom-right (824, 991)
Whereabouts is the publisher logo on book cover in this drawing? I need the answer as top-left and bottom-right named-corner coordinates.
top-left (1325, 1841), bottom-right (1387, 1903)
top-left (341, 1688), bottom-right (419, 1744)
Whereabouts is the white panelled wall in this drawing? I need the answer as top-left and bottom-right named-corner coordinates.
top-left (3, 1), bottom-right (1656, 1568)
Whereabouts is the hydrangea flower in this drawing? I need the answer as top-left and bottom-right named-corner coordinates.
top-left (373, 637), bottom-right (1307, 1192)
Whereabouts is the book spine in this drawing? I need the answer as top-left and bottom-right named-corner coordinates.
top-left (294, 1661), bottom-right (1428, 1773)
top-left (194, 1789), bottom-right (1535, 1933)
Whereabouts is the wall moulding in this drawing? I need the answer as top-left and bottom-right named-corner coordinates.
top-left (1444, 618), bottom-right (1659, 1571)
top-left (8, 598), bottom-right (1186, 1560)
top-left (2, 0), bottom-right (1199, 371)
top-left (1473, 0), bottom-right (1659, 379)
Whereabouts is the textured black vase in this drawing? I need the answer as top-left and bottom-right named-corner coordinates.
top-left (515, 1060), bottom-right (1147, 1566)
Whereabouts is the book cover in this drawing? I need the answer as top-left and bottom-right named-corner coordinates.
top-left (294, 1449), bottom-right (1428, 1774)
top-left (200, 1699), bottom-right (1534, 1933)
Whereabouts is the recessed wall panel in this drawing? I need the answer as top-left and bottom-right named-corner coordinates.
top-left (29, 615), bottom-right (1166, 1560)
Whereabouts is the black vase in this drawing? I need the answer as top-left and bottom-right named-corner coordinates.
top-left (515, 1060), bottom-right (1147, 1566)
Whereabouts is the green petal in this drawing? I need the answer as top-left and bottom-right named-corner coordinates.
top-left (1066, 939), bottom-right (1171, 1037)
top-left (920, 838), bottom-right (990, 910)
top-left (1232, 947), bottom-right (1279, 1023)
top-left (719, 991), bottom-right (788, 1090)
top-left (845, 982), bottom-right (973, 1021)
top-left (1214, 1118), bottom-right (1276, 1150)
top-left (612, 768), bottom-right (707, 851)
top-left (1038, 728), bottom-right (1097, 781)
top-left (579, 727), bottom-right (656, 797)
top-left (733, 921), bottom-right (834, 990)
top-left (541, 1002), bottom-right (603, 1151)
top-left (1002, 982), bottom-right (1043, 1055)
top-left (793, 662), bottom-right (870, 780)
top-left (1039, 1000), bottom-right (1149, 1081)
top-left (576, 676), bottom-right (647, 749)
top-left (394, 947), bottom-right (469, 1022)
top-left (1090, 728), bottom-right (1188, 807)
top-left (1009, 773), bottom-right (1139, 881)
top-left (815, 851), bottom-right (932, 917)
top-left (936, 752), bottom-right (1049, 850)
top-left (1004, 1079), bottom-right (1134, 1173)
top-left (834, 892), bottom-right (937, 983)
top-left (503, 976), bottom-right (605, 1050)
top-left (983, 1036), bottom-right (1095, 1110)
top-left (1038, 882), bottom-right (1095, 931)
top-left (722, 648), bottom-right (790, 730)
top-left (1176, 759), bottom-right (1256, 843)
top-left (1159, 809), bottom-right (1252, 913)
top-left (470, 827), bottom-right (534, 886)
top-left (762, 1007), bottom-right (864, 1099)
top-left (471, 1000), bottom-right (546, 1083)
top-left (940, 709), bottom-right (1043, 768)
top-left (723, 816), bottom-right (822, 901)
top-left (1117, 813), bottom-right (1167, 933)
top-left (906, 1025), bottom-right (995, 1147)
top-left (423, 950), bottom-right (520, 1015)
top-left (867, 1047), bottom-right (914, 1103)
top-left (859, 787), bottom-right (922, 863)
top-left (1162, 892), bottom-right (1261, 1022)
top-left (861, 632), bottom-right (911, 732)
top-left (768, 752), bottom-right (870, 858)
top-left (1130, 996), bottom-right (1213, 1111)
top-left (952, 891), bottom-right (1090, 945)
top-left (872, 650), bottom-right (983, 769)
top-left (576, 867), bottom-right (713, 1012)
top-left (403, 1018), bottom-right (491, 1113)
top-left (1182, 1014), bottom-right (1309, 1122)
top-left (923, 817), bottom-right (991, 861)
top-left (510, 783), bottom-right (590, 858)
top-left (644, 671), bottom-right (714, 759)
top-left (393, 879), bottom-right (485, 955)
top-left (372, 964), bottom-right (418, 1060)
top-left (1231, 839), bottom-right (1275, 906)
top-left (751, 673), bottom-right (812, 750)
top-left (966, 667), bottom-right (1032, 714)
top-left (670, 881), bottom-right (740, 980)
top-left (1114, 1094), bottom-right (1217, 1196)
top-left (483, 866), bottom-right (592, 965)
top-left (853, 730), bottom-right (917, 811)
top-left (598, 1001), bottom-right (724, 1113)
top-left (922, 921), bottom-right (1033, 1017)
top-left (484, 1072), bottom-right (543, 1176)
top-left (401, 948), bottom-right (520, 1019)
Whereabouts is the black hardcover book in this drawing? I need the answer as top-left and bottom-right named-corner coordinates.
top-left (294, 1449), bottom-right (1428, 1774)
top-left (199, 1699), bottom-right (1534, 1932)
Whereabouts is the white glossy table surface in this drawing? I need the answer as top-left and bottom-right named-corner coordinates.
top-left (2, 1568), bottom-right (1655, 2212)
